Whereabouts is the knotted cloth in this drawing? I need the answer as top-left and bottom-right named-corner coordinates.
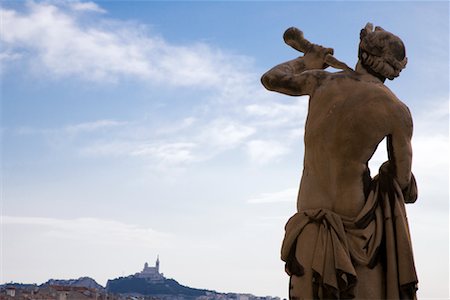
top-left (281, 171), bottom-right (418, 299)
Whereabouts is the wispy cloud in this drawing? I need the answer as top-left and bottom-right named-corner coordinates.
top-left (245, 96), bottom-right (308, 127)
top-left (130, 142), bottom-right (198, 165)
top-left (80, 140), bottom-right (135, 157)
top-left (15, 119), bottom-right (128, 135)
top-left (79, 118), bottom-right (256, 166)
top-left (68, 1), bottom-right (106, 13)
top-left (247, 188), bottom-right (297, 204)
top-left (198, 119), bottom-right (255, 149)
top-left (1, 1), bottom-right (252, 86)
top-left (2, 2), bottom-right (149, 81)
top-left (155, 117), bottom-right (197, 135)
top-left (413, 98), bottom-right (448, 137)
top-left (246, 139), bottom-right (290, 165)
top-left (65, 120), bottom-right (128, 134)
top-left (410, 98), bottom-right (448, 177)
top-left (3, 215), bottom-right (171, 246)
top-left (0, 50), bottom-right (22, 62)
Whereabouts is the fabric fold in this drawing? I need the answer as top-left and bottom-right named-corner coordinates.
top-left (281, 171), bottom-right (418, 299)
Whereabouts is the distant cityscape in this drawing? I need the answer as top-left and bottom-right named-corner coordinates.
top-left (1, 257), bottom-right (282, 300)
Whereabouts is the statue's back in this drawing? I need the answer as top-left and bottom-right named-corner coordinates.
top-left (299, 71), bottom-right (405, 217)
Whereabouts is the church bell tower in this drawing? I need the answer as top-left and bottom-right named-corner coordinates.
top-left (156, 255), bottom-right (160, 273)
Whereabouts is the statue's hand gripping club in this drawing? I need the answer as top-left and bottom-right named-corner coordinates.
top-left (283, 27), bottom-right (353, 72)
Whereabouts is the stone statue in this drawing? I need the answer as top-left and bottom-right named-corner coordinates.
top-left (261, 23), bottom-right (418, 299)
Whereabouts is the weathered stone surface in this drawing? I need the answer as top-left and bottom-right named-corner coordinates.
top-left (261, 23), bottom-right (418, 299)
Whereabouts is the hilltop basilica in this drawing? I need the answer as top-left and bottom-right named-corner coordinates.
top-left (134, 256), bottom-right (164, 282)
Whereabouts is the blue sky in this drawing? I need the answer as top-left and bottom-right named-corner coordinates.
top-left (1, 1), bottom-right (449, 299)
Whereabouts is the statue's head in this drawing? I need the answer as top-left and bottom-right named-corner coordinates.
top-left (358, 23), bottom-right (407, 80)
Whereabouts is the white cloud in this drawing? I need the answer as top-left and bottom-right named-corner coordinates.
top-left (248, 187), bottom-right (297, 204)
top-left (1, 2), bottom-right (162, 82)
top-left (413, 99), bottom-right (448, 136)
top-left (65, 119), bottom-right (128, 133)
top-left (1, 1), bottom-right (252, 86)
top-left (155, 117), bottom-right (197, 135)
top-left (79, 120), bottom-right (255, 168)
top-left (14, 119), bottom-right (128, 136)
top-left (0, 50), bottom-right (22, 62)
top-left (198, 119), bottom-right (255, 149)
top-left (413, 134), bottom-right (449, 169)
top-left (130, 142), bottom-right (198, 165)
top-left (246, 139), bottom-right (290, 164)
top-left (245, 96), bottom-right (308, 127)
top-left (68, 1), bottom-right (106, 13)
top-left (80, 140), bottom-right (136, 157)
top-left (80, 139), bottom-right (200, 168)
top-left (246, 97), bottom-right (307, 118)
top-left (411, 134), bottom-right (449, 208)
top-left (3, 215), bottom-right (171, 246)
top-left (410, 99), bottom-right (448, 205)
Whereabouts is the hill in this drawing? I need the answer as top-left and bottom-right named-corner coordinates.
top-left (106, 276), bottom-right (211, 299)
top-left (43, 276), bottom-right (105, 291)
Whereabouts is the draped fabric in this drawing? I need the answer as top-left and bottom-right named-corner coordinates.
top-left (281, 171), bottom-right (418, 299)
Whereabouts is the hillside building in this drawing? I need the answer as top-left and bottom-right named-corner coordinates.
top-left (135, 256), bottom-right (164, 281)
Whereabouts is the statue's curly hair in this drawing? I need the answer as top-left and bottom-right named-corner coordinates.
top-left (358, 23), bottom-right (407, 80)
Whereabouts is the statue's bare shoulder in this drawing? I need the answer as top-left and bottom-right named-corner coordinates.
top-left (371, 83), bottom-right (413, 136)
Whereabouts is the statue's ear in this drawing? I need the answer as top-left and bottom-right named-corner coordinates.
top-left (360, 22), bottom-right (373, 39)
top-left (375, 26), bottom-right (385, 32)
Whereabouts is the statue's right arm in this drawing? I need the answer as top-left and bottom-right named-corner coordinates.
top-left (261, 57), bottom-right (317, 96)
top-left (261, 45), bottom-right (333, 96)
